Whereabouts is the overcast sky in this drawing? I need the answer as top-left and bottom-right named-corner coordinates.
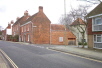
top-left (0, 0), bottom-right (99, 29)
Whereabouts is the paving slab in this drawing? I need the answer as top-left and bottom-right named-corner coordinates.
top-left (49, 45), bottom-right (102, 61)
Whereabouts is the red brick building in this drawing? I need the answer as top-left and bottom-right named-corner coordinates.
top-left (12, 10), bottom-right (30, 41)
top-left (4, 6), bottom-right (76, 45)
top-left (20, 6), bottom-right (51, 44)
top-left (51, 24), bottom-right (76, 45)
top-left (2, 21), bottom-right (14, 41)
top-left (20, 6), bottom-right (76, 45)
top-left (86, 3), bottom-right (102, 49)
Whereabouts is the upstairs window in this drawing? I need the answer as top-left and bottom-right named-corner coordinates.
top-left (93, 17), bottom-right (102, 31)
top-left (27, 25), bottom-right (29, 31)
top-left (22, 27), bottom-right (23, 32)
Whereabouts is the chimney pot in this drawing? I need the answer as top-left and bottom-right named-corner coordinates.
top-left (24, 10), bottom-right (28, 16)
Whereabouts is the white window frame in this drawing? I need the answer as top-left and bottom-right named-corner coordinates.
top-left (59, 37), bottom-right (63, 42)
top-left (92, 17), bottom-right (102, 31)
top-left (94, 34), bottom-right (102, 43)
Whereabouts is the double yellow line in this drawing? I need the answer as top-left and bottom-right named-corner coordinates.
top-left (0, 49), bottom-right (18, 68)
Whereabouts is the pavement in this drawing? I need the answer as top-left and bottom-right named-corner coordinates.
top-left (48, 45), bottom-right (102, 61)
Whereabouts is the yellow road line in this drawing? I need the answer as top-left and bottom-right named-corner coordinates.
top-left (47, 48), bottom-right (102, 63)
top-left (0, 49), bottom-right (18, 68)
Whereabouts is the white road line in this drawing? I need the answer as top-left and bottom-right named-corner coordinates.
top-left (47, 48), bottom-right (102, 63)
top-left (0, 49), bottom-right (18, 68)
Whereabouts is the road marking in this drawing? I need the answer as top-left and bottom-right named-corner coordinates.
top-left (47, 48), bottom-right (102, 63)
top-left (0, 49), bottom-right (18, 68)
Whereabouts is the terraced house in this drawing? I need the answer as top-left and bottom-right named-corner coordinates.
top-left (20, 6), bottom-right (51, 44)
top-left (20, 6), bottom-right (76, 45)
top-left (12, 10), bottom-right (30, 41)
top-left (7, 6), bottom-right (76, 45)
top-left (86, 3), bottom-right (102, 49)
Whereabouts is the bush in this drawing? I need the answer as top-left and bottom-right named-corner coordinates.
top-left (78, 42), bottom-right (87, 45)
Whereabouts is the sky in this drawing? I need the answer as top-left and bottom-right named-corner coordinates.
top-left (0, 0), bottom-right (99, 29)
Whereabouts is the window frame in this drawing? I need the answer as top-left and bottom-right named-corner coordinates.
top-left (94, 34), bottom-right (102, 43)
top-left (92, 17), bottom-right (102, 31)
top-left (59, 37), bottom-right (63, 42)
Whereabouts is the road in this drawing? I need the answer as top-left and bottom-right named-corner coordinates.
top-left (0, 41), bottom-right (102, 68)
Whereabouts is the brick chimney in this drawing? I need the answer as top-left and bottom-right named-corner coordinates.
top-left (10, 20), bottom-right (14, 24)
top-left (39, 6), bottom-right (43, 12)
top-left (24, 10), bottom-right (28, 16)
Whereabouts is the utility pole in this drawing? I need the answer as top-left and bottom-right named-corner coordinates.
top-left (64, 0), bottom-right (67, 45)
top-left (64, 0), bottom-right (66, 18)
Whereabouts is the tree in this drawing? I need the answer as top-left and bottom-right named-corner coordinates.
top-left (77, 0), bottom-right (102, 4)
top-left (59, 14), bottom-right (73, 29)
top-left (60, 5), bottom-right (90, 48)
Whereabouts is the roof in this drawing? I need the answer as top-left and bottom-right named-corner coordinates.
top-left (67, 31), bottom-right (76, 38)
top-left (13, 15), bottom-right (30, 26)
top-left (86, 2), bottom-right (102, 17)
top-left (70, 18), bottom-right (85, 26)
top-left (21, 6), bottom-right (51, 25)
top-left (21, 13), bottom-right (38, 25)
top-left (51, 24), bottom-right (66, 31)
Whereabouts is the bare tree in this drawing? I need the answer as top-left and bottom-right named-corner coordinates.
top-left (59, 5), bottom-right (90, 48)
top-left (77, 0), bottom-right (102, 4)
top-left (59, 14), bottom-right (73, 29)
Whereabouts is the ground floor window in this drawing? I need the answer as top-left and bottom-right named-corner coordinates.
top-left (94, 34), bottom-right (102, 49)
top-left (59, 37), bottom-right (63, 42)
top-left (28, 35), bottom-right (29, 41)
top-left (22, 36), bottom-right (23, 41)
top-left (94, 34), bottom-right (102, 43)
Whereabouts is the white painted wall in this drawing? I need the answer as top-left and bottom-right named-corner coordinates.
top-left (6, 29), bottom-right (12, 35)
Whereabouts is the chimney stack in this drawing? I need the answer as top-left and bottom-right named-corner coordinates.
top-left (11, 20), bottom-right (14, 24)
top-left (24, 10), bottom-right (28, 16)
top-left (39, 6), bottom-right (43, 12)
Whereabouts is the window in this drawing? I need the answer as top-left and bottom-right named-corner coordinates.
top-left (22, 27), bottom-right (23, 32)
top-left (28, 35), bottom-right (29, 41)
top-left (27, 25), bottom-right (29, 31)
top-left (24, 26), bottom-right (26, 32)
top-left (17, 25), bottom-right (18, 30)
top-left (93, 17), bottom-right (102, 31)
top-left (94, 35), bottom-right (102, 43)
top-left (22, 36), bottom-right (23, 41)
top-left (59, 37), bottom-right (63, 42)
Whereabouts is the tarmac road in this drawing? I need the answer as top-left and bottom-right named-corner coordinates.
top-left (0, 41), bottom-right (102, 68)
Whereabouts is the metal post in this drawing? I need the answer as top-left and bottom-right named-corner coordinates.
top-left (64, 0), bottom-right (67, 45)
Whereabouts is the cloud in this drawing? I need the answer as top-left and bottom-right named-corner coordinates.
top-left (0, 6), bottom-right (6, 13)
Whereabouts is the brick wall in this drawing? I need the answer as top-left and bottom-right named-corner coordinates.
top-left (33, 21), bottom-right (50, 44)
top-left (51, 31), bottom-right (65, 45)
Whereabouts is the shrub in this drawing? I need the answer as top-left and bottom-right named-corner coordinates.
top-left (78, 42), bottom-right (87, 45)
